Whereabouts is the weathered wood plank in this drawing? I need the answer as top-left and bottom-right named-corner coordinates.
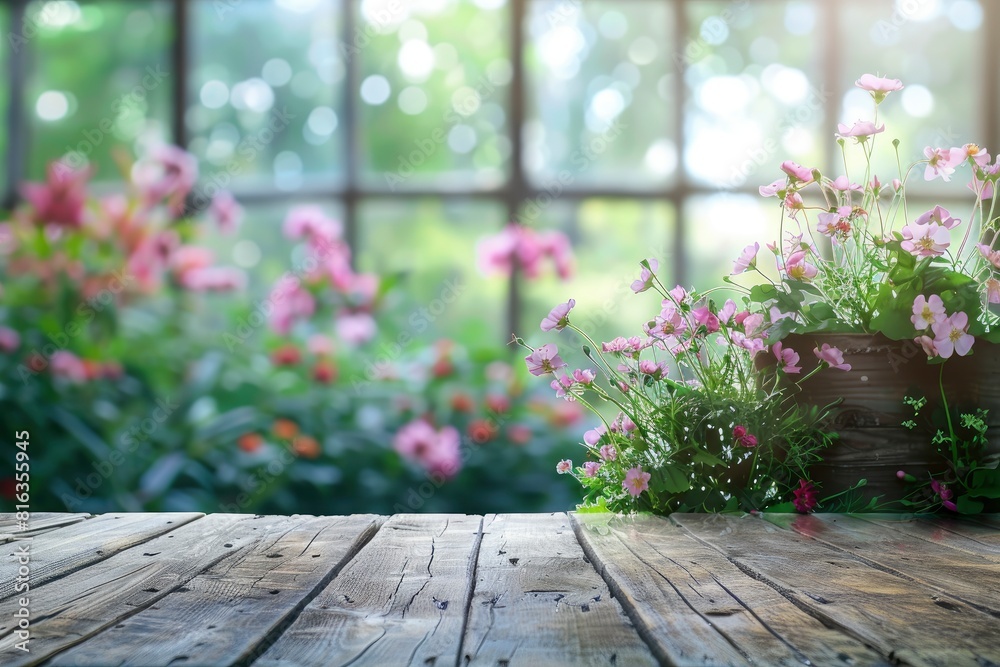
top-left (461, 513), bottom-right (657, 667)
top-left (0, 514), bottom-right (264, 666)
top-left (0, 513), bottom-right (90, 541)
top-left (674, 513), bottom-right (1000, 667)
top-left (0, 513), bottom-right (202, 603)
top-left (768, 513), bottom-right (1000, 616)
top-left (255, 514), bottom-right (482, 667)
top-left (44, 514), bottom-right (381, 667)
top-left (573, 513), bottom-right (890, 667)
top-left (857, 514), bottom-right (1000, 563)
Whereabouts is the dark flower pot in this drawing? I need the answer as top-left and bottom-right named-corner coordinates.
top-left (757, 333), bottom-right (1000, 507)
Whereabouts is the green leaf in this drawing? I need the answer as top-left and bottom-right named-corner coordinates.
top-left (576, 496), bottom-right (611, 514)
top-left (956, 495), bottom-right (985, 514)
top-left (692, 450), bottom-right (726, 467)
top-left (655, 465), bottom-right (692, 494)
top-left (969, 469), bottom-right (1000, 498)
top-left (763, 501), bottom-right (797, 513)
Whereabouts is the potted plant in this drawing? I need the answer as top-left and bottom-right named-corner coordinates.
top-left (523, 73), bottom-right (1000, 513)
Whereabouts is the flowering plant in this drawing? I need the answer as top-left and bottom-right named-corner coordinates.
top-left (527, 73), bottom-right (1000, 515)
top-left (737, 73), bottom-right (1000, 354)
top-left (519, 279), bottom-right (851, 514)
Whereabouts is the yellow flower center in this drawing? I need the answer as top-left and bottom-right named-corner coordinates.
top-left (949, 328), bottom-right (962, 343)
top-left (917, 237), bottom-right (936, 250)
top-left (921, 305), bottom-right (934, 321)
top-left (967, 143), bottom-right (981, 156)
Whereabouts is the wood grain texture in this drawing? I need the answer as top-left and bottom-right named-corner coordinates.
top-left (573, 513), bottom-right (890, 667)
top-left (674, 513), bottom-right (1000, 667)
top-left (255, 514), bottom-right (482, 667)
top-left (462, 513), bottom-right (656, 667)
top-left (0, 512), bottom-right (202, 602)
top-left (768, 513), bottom-right (1000, 616)
top-left (0, 513), bottom-right (90, 542)
top-left (45, 514), bottom-right (380, 667)
top-left (858, 514), bottom-right (1000, 563)
top-left (0, 514), bottom-right (259, 666)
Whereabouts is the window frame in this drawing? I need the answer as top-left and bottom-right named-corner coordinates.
top-left (4, 0), bottom-right (999, 336)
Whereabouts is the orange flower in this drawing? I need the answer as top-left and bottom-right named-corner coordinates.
top-left (272, 418), bottom-right (299, 440)
top-left (292, 435), bottom-right (321, 458)
top-left (238, 433), bottom-right (263, 453)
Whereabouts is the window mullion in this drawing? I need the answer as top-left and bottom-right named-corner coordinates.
top-left (3, 0), bottom-right (30, 210)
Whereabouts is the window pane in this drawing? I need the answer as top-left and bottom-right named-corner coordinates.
top-left (526, 1), bottom-right (677, 188)
top-left (684, 1), bottom-right (825, 190)
top-left (358, 0), bottom-right (510, 189)
top-left (25, 1), bottom-right (172, 180)
top-left (839, 0), bottom-right (984, 198)
top-left (523, 200), bottom-right (676, 347)
top-left (189, 0), bottom-right (342, 191)
top-left (357, 199), bottom-right (508, 340)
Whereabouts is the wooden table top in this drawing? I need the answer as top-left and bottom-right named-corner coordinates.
top-left (1, 512), bottom-right (999, 666)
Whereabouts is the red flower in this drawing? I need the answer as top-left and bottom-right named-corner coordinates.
top-left (312, 360), bottom-right (338, 384)
top-left (431, 358), bottom-right (454, 378)
top-left (271, 344), bottom-right (301, 366)
top-left (450, 393), bottom-right (475, 413)
top-left (485, 394), bottom-right (510, 415)
top-left (238, 433), bottom-right (263, 453)
top-left (733, 425), bottom-right (747, 439)
top-left (468, 419), bottom-right (498, 444)
top-left (507, 424), bottom-right (532, 445)
top-left (792, 479), bottom-right (818, 513)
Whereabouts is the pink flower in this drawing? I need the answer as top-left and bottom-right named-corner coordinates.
top-left (623, 466), bottom-right (651, 497)
top-left (792, 479), bottom-right (818, 513)
top-left (733, 425), bottom-right (747, 439)
top-left (969, 162), bottom-right (1000, 200)
top-left (556, 459), bottom-right (573, 474)
top-left (987, 278), bottom-right (1000, 304)
top-left (978, 244), bottom-right (1000, 270)
top-left (283, 206), bottom-right (342, 243)
top-left (719, 299), bottom-right (737, 324)
top-left (477, 225), bottom-right (573, 280)
top-left (923, 147), bottom-right (959, 182)
top-left (307, 334), bottom-right (335, 356)
top-left (550, 374), bottom-right (575, 400)
top-left (931, 311), bottom-right (975, 359)
top-left (785, 250), bottom-right (818, 281)
top-left (0, 326), bottom-right (21, 353)
top-left (132, 145), bottom-right (198, 214)
top-left (669, 285), bottom-right (689, 305)
top-left (731, 243), bottom-right (760, 275)
top-left (739, 434), bottom-right (758, 448)
top-left (915, 335), bottom-right (938, 358)
top-left (942, 500), bottom-right (958, 512)
top-left (772, 341), bottom-right (801, 374)
top-left (781, 161), bottom-right (815, 183)
top-left (336, 312), bottom-right (377, 345)
top-left (645, 304), bottom-right (687, 341)
top-left (21, 161), bottom-right (91, 227)
top-left (572, 368), bottom-right (596, 385)
top-left (816, 206), bottom-right (853, 242)
top-left (783, 192), bottom-right (805, 219)
top-left (814, 344), bottom-right (851, 371)
top-left (50, 350), bottom-right (88, 383)
top-left (268, 281), bottom-right (316, 335)
top-left (180, 267), bottom-right (246, 291)
top-left (209, 191), bottom-right (242, 234)
top-left (524, 343), bottom-right (567, 376)
top-left (611, 412), bottom-right (637, 433)
top-left (855, 74), bottom-right (903, 102)
top-left (836, 120), bottom-right (885, 142)
top-left (638, 359), bottom-right (669, 379)
top-left (951, 143), bottom-right (991, 168)
top-left (829, 175), bottom-right (862, 192)
top-left (541, 299), bottom-right (575, 332)
top-left (915, 205), bottom-right (959, 230)
top-left (892, 178), bottom-right (903, 192)
top-left (584, 425), bottom-right (607, 446)
top-left (731, 331), bottom-right (766, 356)
top-left (911, 294), bottom-right (946, 330)
top-left (742, 313), bottom-right (766, 337)
top-left (599, 444), bottom-right (617, 461)
top-left (583, 461), bottom-right (602, 478)
top-left (759, 179), bottom-right (784, 197)
top-left (538, 230), bottom-right (575, 279)
top-left (393, 420), bottom-right (462, 479)
top-left (630, 259), bottom-right (659, 293)
top-left (901, 222), bottom-right (950, 258)
top-left (692, 306), bottom-right (720, 333)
